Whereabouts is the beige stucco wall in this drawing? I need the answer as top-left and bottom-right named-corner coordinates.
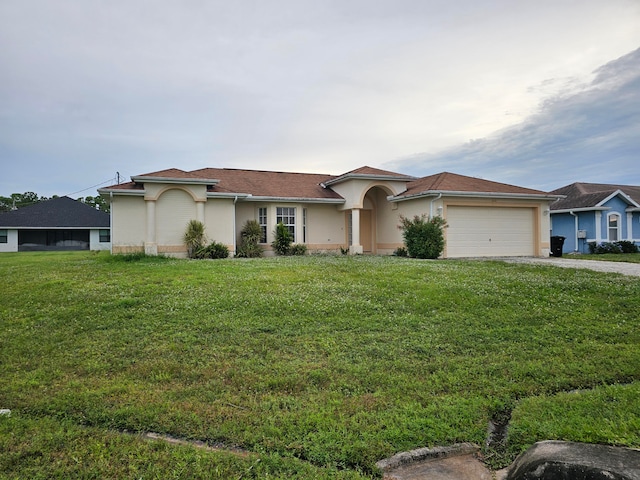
top-left (332, 180), bottom-right (407, 210)
top-left (111, 195), bottom-right (146, 253)
top-left (235, 202), bottom-right (347, 254)
top-left (111, 185), bottom-right (237, 256)
top-left (388, 195), bottom-right (553, 257)
top-left (204, 198), bottom-right (236, 250)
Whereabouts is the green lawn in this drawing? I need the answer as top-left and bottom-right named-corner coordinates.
top-left (1, 252), bottom-right (639, 478)
top-left (569, 253), bottom-right (640, 263)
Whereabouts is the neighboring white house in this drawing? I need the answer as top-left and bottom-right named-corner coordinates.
top-left (0, 196), bottom-right (111, 252)
top-left (98, 166), bottom-right (559, 258)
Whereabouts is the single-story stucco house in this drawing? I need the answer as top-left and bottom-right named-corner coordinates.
top-left (98, 166), bottom-right (559, 258)
top-left (0, 196), bottom-right (111, 252)
top-left (550, 182), bottom-right (640, 254)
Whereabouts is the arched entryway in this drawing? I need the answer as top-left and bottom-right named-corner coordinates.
top-left (358, 186), bottom-right (393, 254)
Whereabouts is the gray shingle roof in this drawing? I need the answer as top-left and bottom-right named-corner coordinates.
top-left (0, 196), bottom-right (110, 228)
top-left (550, 182), bottom-right (640, 210)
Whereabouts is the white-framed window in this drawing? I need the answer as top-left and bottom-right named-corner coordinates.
top-left (258, 207), bottom-right (267, 243)
top-left (99, 229), bottom-right (110, 243)
top-left (0, 229), bottom-right (7, 243)
top-left (608, 213), bottom-right (620, 241)
top-left (303, 208), bottom-right (307, 243)
top-left (276, 207), bottom-right (296, 240)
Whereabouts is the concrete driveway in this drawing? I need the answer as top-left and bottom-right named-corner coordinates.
top-left (492, 256), bottom-right (640, 277)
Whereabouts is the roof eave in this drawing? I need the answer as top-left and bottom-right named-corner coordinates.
top-left (390, 190), bottom-right (562, 202)
top-left (551, 206), bottom-right (611, 213)
top-left (98, 188), bottom-right (146, 196)
top-left (323, 173), bottom-right (415, 187)
top-left (206, 192), bottom-right (252, 199)
top-left (130, 175), bottom-right (219, 186)
top-left (242, 196), bottom-right (345, 204)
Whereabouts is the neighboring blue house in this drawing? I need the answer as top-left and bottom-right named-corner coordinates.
top-left (549, 183), bottom-right (640, 254)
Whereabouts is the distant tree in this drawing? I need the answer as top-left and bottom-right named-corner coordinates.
top-left (0, 192), bottom-right (51, 212)
top-left (77, 195), bottom-right (110, 213)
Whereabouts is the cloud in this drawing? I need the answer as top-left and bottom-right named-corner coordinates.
top-left (385, 47), bottom-right (640, 190)
top-left (0, 1), bottom-right (639, 196)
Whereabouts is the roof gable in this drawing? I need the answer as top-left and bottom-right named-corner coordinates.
top-left (550, 182), bottom-right (640, 210)
top-left (322, 165), bottom-right (415, 187)
top-left (0, 196), bottom-right (110, 228)
top-left (398, 172), bottom-right (548, 198)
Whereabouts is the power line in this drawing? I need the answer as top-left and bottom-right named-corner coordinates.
top-left (64, 178), bottom-right (116, 197)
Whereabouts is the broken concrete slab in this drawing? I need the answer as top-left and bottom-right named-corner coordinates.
top-left (376, 443), bottom-right (510, 480)
top-left (506, 441), bottom-right (640, 480)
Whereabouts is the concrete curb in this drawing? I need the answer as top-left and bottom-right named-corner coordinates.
top-left (375, 442), bottom-right (479, 472)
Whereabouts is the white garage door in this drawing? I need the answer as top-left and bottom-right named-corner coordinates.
top-left (446, 206), bottom-right (535, 258)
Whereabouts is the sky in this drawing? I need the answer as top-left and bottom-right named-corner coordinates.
top-left (1, 0), bottom-right (639, 198)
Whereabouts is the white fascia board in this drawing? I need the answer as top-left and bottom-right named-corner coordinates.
top-left (130, 175), bottom-right (219, 186)
top-left (388, 190), bottom-right (563, 203)
top-left (242, 196), bottom-right (345, 204)
top-left (323, 174), bottom-right (415, 187)
top-left (597, 189), bottom-right (640, 208)
top-left (98, 188), bottom-right (146, 196)
top-left (551, 206), bottom-right (610, 214)
top-left (206, 192), bottom-right (252, 200)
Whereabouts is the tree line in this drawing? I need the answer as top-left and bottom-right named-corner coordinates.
top-left (0, 192), bottom-right (109, 213)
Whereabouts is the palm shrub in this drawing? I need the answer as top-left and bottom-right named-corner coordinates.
top-left (236, 220), bottom-right (263, 258)
top-left (195, 241), bottom-right (229, 259)
top-left (183, 220), bottom-right (207, 258)
top-left (398, 214), bottom-right (447, 259)
top-left (271, 222), bottom-right (292, 255)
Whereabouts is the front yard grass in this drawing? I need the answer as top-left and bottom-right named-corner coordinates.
top-left (1, 252), bottom-right (638, 478)
top-left (569, 253), bottom-right (640, 263)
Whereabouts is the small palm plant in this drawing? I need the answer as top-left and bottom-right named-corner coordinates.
top-left (183, 220), bottom-right (207, 258)
top-left (271, 222), bottom-right (292, 255)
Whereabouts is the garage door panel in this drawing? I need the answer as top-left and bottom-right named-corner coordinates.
top-left (446, 206), bottom-right (534, 257)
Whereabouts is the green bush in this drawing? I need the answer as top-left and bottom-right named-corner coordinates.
top-left (236, 220), bottom-right (263, 258)
top-left (588, 241), bottom-right (639, 254)
top-left (398, 214), bottom-right (447, 259)
top-left (290, 244), bottom-right (307, 256)
top-left (194, 241), bottom-right (229, 259)
top-left (271, 222), bottom-right (292, 255)
top-left (393, 247), bottom-right (408, 257)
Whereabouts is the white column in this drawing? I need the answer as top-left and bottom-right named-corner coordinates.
top-left (626, 212), bottom-right (633, 241)
top-left (595, 211), bottom-right (602, 243)
top-left (145, 199), bottom-right (158, 255)
top-left (350, 208), bottom-right (363, 254)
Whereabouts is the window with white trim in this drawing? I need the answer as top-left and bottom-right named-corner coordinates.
top-left (276, 207), bottom-right (296, 240)
top-left (258, 207), bottom-right (267, 243)
top-left (0, 229), bottom-right (7, 243)
top-left (303, 208), bottom-right (307, 243)
top-left (99, 229), bottom-right (110, 243)
top-left (608, 213), bottom-right (620, 241)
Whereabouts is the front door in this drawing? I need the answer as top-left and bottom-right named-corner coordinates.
top-left (360, 209), bottom-right (372, 252)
